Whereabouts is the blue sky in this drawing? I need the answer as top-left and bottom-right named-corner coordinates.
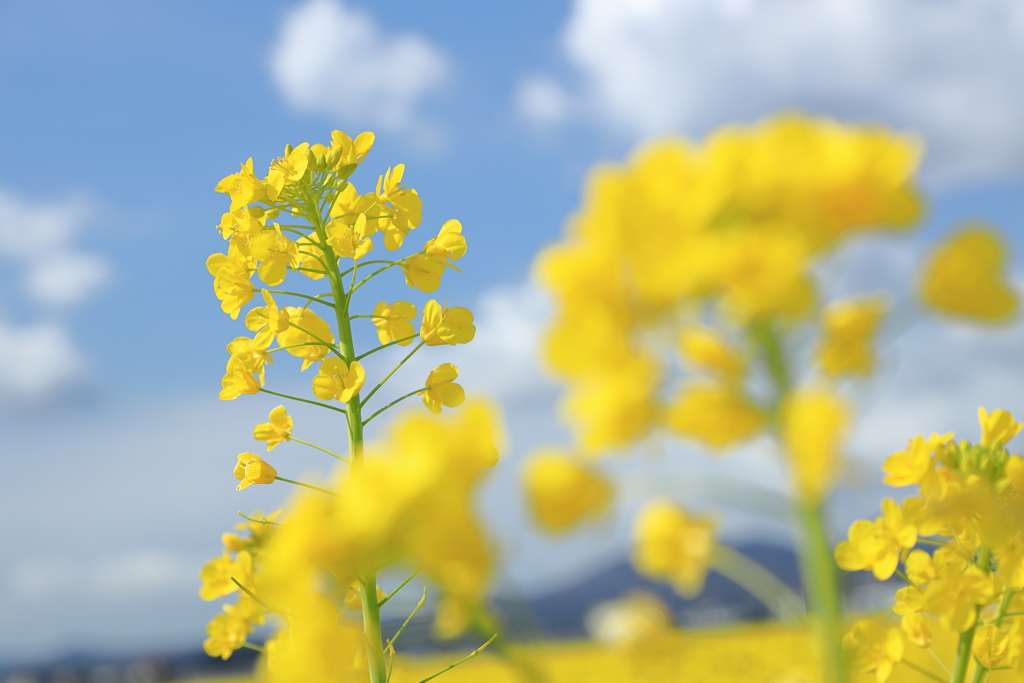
top-left (2, 0), bottom-right (1024, 664)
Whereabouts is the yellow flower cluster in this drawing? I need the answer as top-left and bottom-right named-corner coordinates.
top-left (198, 510), bottom-right (279, 659)
top-left (838, 408), bottom-right (1024, 681)
top-left (538, 113), bottom-right (923, 453)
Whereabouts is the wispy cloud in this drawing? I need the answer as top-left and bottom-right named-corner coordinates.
top-left (270, 0), bottom-right (449, 138)
top-left (521, 0), bottom-right (1024, 184)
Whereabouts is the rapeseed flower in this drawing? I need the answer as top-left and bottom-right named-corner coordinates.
top-left (254, 406), bottom-right (292, 450)
top-left (372, 301), bottom-right (417, 345)
top-left (311, 357), bottom-right (365, 403)
top-left (420, 300), bottom-right (476, 346)
top-left (523, 449), bottom-right (612, 531)
top-left (842, 620), bottom-right (903, 683)
top-left (234, 453), bottom-right (278, 490)
top-left (633, 499), bottom-right (715, 596)
top-left (420, 363), bottom-right (464, 414)
top-left (919, 226), bottom-right (1018, 322)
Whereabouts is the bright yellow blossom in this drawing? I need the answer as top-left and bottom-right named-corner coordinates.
top-left (922, 561), bottom-right (998, 632)
top-left (218, 205), bottom-right (265, 255)
top-left (375, 164), bottom-right (422, 250)
top-left (371, 301), bottom-right (417, 346)
top-left (226, 336), bottom-right (272, 384)
top-left (904, 549), bottom-right (937, 586)
top-left (420, 299), bottom-right (476, 346)
top-left (835, 499), bottom-right (917, 580)
top-left (245, 290), bottom-right (291, 347)
top-left (978, 406), bottom-right (1023, 448)
top-left (265, 143), bottom-right (310, 200)
top-left (817, 295), bottom-right (888, 375)
top-left (420, 363), bottom-right (464, 415)
top-left (326, 212), bottom-right (374, 260)
top-left (882, 433), bottom-right (954, 487)
top-left (330, 130), bottom-right (375, 167)
top-left (276, 308), bottom-right (334, 370)
top-left (564, 358), bottom-right (659, 452)
top-left (667, 383), bottom-right (764, 448)
top-left (678, 327), bottom-right (743, 382)
top-left (633, 499), bottom-right (715, 597)
top-left (215, 158), bottom-right (265, 211)
top-left (234, 453), bottom-right (278, 490)
top-left (919, 225), bottom-right (1018, 322)
top-left (892, 586), bottom-right (924, 616)
top-left (782, 389), bottom-right (849, 501)
top-left (250, 229), bottom-right (298, 287)
top-left (523, 449), bottom-right (612, 531)
top-left (254, 406), bottom-right (292, 450)
top-left (311, 357), bottom-right (365, 403)
top-left (220, 356), bottom-right (261, 401)
top-left (425, 219), bottom-right (467, 261)
top-left (207, 253), bottom-right (254, 319)
top-left (263, 596), bottom-right (365, 683)
top-left (842, 620), bottom-right (904, 683)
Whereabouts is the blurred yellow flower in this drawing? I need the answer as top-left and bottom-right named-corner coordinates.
top-left (263, 596), bottom-right (365, 683)
top-left (919, 225), bottom-right (1018, 322)
top-left (973, 624), bottom-right (1012, 668)
top-left (816, 295), bottom-right (888, 375)
top-left (523, 449), bottom-right (612, 532)
top-left (782, 389), bottom-right (848, 501)
top-left (254, 406), bottom-right (292, 450)
top-left (202, 611), bottom-right (250, 660)
top-left (842, 620), bottom-right (903, 683)
top-left (882, 433), bottom-right (953, 487)
top-left (199, 550), bottom-right (252, 601)
top-left (678, 326), bottom-right (744, 382)
top-left (633, 499), bottom-right (715, 596)
top-left (899, 613), bottom-right (931, 648)
top-left (420, 363), bottom-right (465, 415)
top-left (978, 407), bottom-right (1023, 449)
top-left (922, 560), bottom-right (997, 632)
top-left (667, 383), bottom-right (764, 448)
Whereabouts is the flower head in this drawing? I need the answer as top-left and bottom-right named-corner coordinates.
top-left (523, 449), bottom-right (612, 532)
top-left (254, 406), bottom-right (293, 450)
top-left (420, 363), bottom-right (465, 415)
top-left (633, 499), bottom-right (715, 596)
top-left (234, 453), bottom-right (278, 490)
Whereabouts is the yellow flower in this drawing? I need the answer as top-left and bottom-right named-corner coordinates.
top-left (265, 143), bottom-right (310, 200)
top-left (564, 358), bottom-right (659, 452)
top-left (226, 335), bottom-right (273, 384)
top-left (900, 613), bottom-right (931, 648)
top-left (234, 453), bottom-right (278, 490)
top-left (254, 406), bottom-right (292, 450)
top-left (919, 225), bottom-right (1018, 322)
top-left (882, 433), bottom-right (954, 487)
top-left (311, 357), bottom-right (365, 403)
top-left (219, 356), bottom-right (261, 401)
top-left (893, 586), bottom-right (924, 616)
top-left (420, 299), bottom-right (476, 346)
top-left (250, 229), bottom-right (298, 287)
top-left (326, 212), bottom-right (374, 260)
top-left (633, 499), bottom-right (715, 596)
top-left (978, 407), bottom-right (1023, 448)
top-left (371, 301), bottom-right (417, 346)
top-left (218, 205), bottom-right (265, 255)
top-left (199, 551), bottom-right (251, 601)
top-left (215, 158), bottom-right (265, 211)
top-left (817, 295), bottom-right (888, 375)
top-left (202, 611), bottom-right (251, 660)
top-left (425, 219), bottom-right (467, 261)
top-left (678, 326), bottom-right (743, 382)
top-left (221, 533), bottom-right (247, 552)
top-left (245, 290), bottom-right (291, 348)
top-left (263, 596), bottom-right (365, 683)
top-left (972, 624), bottom-right (1012, 668)
top-left (329, 130), bottom-right (375, 168)
top-left (375, 164), bottom-right (422, 250)
top-left (782, 389), bottom-right (848, 501)
top-left (842, 620), bottom-right (904, 683)
top-left (835, 499), bottom-right (917, 580)
top-left (420, 363), bottom-right (465, 415)
top-left (277, 307), bottom-right (335, 370)
top-left (922, 561), bottom-right (998, 632)
top-left (904, 549), bottom-right (937, 586)
top-left (523, 449), bottom-right (612, 532)
top-left (207, 253), bottom-right (254, 319)
top-left (667, 383), bottom-right (764, 448)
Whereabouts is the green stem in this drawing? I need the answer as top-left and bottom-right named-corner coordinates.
top-left (230, 577), bottom-right (288, 615)
top-left (254, 289), bottom-right (334, 308)
top-left (356, 335), bottom-right (420, 361)
top-left (258, 388), bottom-right (347, 415)
top-left (362, 389), bottom-right (425, 427)
top-left (954, 546), bottom-right (991, 683)
top-left (289, 437), bottom-right (348, 462)
top-left (900, 659), bottom-right (947, 683)
top-left (305, 182), bottom-right (388, 683)
top-left (379, 568), bottom-right (422, 607)
top-left (798, 501), bottom-right (846, 683)
top-left (360, 341), bottom-right (426, 407)
top-left (274, 476), bottom-right (337, 497)
top-left (237, 511), bottom-right (282, 526)
top-left (417, 634), bottom-right (497, 683)
top-left (241, 642), bottom-right (265, 653)
top-left (711, 543), bottom-right (805, 622)
top-left (387, 587), bottom-right (427, 650)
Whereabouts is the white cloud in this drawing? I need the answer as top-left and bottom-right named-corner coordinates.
top-left (0, 322), bottom-right (85, 399)
top-left (536, 0), bottom-right (1024, 183)
top-left (270, 0), bottom-right (449, 134)
top-left (516, 76), bottom-right (571, 127)
top-left (0, 188), bottom-right (109, 400)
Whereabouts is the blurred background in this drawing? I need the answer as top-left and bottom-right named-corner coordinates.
top-left (2, 0), bottom-right (1024, 678)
